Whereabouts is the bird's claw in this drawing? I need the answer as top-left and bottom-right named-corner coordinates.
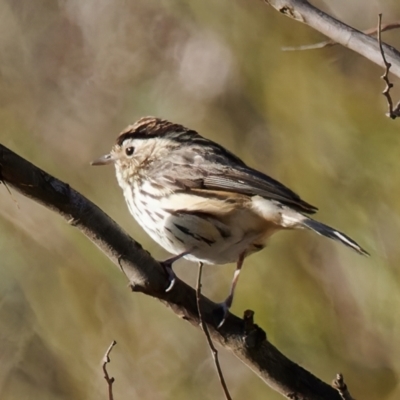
top-left (159, 260), bottom-right (177, 292)
top-left (216, 295), bottom-right (233, 328)
top-left (159, 251), bottom-right (191, 292)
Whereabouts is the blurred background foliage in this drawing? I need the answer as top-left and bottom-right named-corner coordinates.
top-left (1, 0), bottom-right (400, 399)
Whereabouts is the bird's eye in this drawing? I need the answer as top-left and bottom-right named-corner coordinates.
top-left (125, 146), bottom-right (135, 156)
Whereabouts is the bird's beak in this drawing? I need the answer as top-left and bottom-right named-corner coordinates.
top-left (90, 153), bottom-right (115, 166)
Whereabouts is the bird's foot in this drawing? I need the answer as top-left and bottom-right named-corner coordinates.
top-left (215, 295), bottom-right (233, 328)
top-left (159, 251), bottom-right (192, 292)
top-left (159, 259), bottom-right (177, 292)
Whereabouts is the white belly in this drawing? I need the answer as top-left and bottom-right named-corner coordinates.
top-left (123, 186), bottom-right (281, 265)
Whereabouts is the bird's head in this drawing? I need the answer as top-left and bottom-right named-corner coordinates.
top-left (91, 116), bottom-right (193, 183)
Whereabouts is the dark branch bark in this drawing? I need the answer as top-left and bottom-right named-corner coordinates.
top-left (264, 0), bottom-right (400, 78)
top-left (332, 374), bottom-right (355, 400)
top-left (0, 143), bottom-right (343, 400)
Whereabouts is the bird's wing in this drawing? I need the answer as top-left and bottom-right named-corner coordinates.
top-left (149, 148), bottom-right (318, 214)
top-left (201, 166), bottom-right (317, 214)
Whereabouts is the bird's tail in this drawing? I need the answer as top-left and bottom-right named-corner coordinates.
top-left (302, 218), bottom-right (369, 256)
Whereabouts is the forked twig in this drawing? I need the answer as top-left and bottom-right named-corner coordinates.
top-left (332, 373), bottom-right (355, 400)
top-left (377, 14), bottom-right (400, 119)
top-left (102, 340), bottom-right (117, 400)
top-left (196, 262), bottom-right (232, 400)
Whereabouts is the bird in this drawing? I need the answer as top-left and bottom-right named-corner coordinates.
top-left (92, 116), bottom-right (368, 325)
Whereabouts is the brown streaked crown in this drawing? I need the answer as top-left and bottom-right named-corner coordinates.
top-left (116, 117), bottom-right (191, 146)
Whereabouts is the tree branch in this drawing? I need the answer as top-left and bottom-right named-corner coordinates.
top-left (264, 0), bottom-right (400, 78)
top-left (0, 143), bottom-right (344, 400)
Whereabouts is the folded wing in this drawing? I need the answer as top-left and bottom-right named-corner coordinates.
top-left (149, 146), bottom-right (317, 214)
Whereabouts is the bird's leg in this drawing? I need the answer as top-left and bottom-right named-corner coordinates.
top-left (218, 252), bottom-right (246, 328)
top-left (159, 251), bottom-right (191, 292)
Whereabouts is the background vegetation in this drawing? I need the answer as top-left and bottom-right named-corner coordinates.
top-left (1, 0), bottom-right (400, 399)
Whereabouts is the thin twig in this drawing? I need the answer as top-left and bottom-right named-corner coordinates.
top-left (196, 262), bottom-right (232, 400)
top-left (282, 40), bottom-right (334, 51)
top-left (377, 14), bottom-right (400, 119)
top-left (365, 21), bottom-right (400, 37)
top-left (332, 373), bottom-right (355, 400)
top-left (283, 20), bottom-right (400, 51)
top-left (102, 340), bottom-right (117, 400)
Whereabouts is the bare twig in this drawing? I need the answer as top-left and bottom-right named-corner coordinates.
top-left (283, 20), bottom-right (400, 51)
top-left (377, 14), bottom-right (400, 119)
top-left (282, 40), bottom-right (334, 51)
top-left (196, 262), bottom-right (232, 400)
top-left (102, 340), bottom-right (117, 400)
top-left (358, 21), bottom-right (400, 38)
top-left (264, 0), bottom-right (400, 78)
top-left (332, 373), bottom-right (355, 400)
